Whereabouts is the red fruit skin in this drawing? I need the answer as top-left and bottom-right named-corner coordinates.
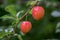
top-left (32, 6), bottom-right (44, 20)
top-left (20, 21), bottom-right (32, 34)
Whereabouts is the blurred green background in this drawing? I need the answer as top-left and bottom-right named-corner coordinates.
top-left (0, 0), bottom-right (60, 40)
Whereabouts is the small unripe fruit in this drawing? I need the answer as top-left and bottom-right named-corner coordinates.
top-left (32, 6), bottom-right (44, 20)
top-left (20, 21), bottom-right (32, 34)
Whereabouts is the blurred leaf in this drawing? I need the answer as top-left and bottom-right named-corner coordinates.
top-left (26, 1), bottom-right (36, 6)
top-left (0, 32), bottom-right (12, 39)
top-left (12, 19), bottom-right (19, 27)
top-left (5, 5), bottom-right (17, 17)
top-left (17, 34), bottom-right (23, 40)
top-left (0, 15), bottom-right (15, 20)
top-left (29, 9), bottom-right (32, 14)
top-left (16, 10), bottom-right (24, 18)
top-left (55, 22), bottom-right (60, 33)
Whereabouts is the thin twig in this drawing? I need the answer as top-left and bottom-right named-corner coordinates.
top-left (18, 1), bottom-right (38, 21)
top-left (13, 1), bottom-right (40, 40)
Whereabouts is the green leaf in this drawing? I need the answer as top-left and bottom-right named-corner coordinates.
top-left (5, 5), bottom-right (17, 17)
top-left (26, 1), bottom-right (36, 6)
top-left (29, 10), bottom-right (32, 14)
top-left (17, 34), bottom-right (23, 40)
top-left (16, 10), bottom-right (24, 18)
top-left (0, 15), bottom-right (15, 20)
top-left (0, 32), bottom-right (12, 39)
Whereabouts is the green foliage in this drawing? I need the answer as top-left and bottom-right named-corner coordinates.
top-left (0, 31), bottom-right (12, 39)
top-left (5, 5), bottom-right (17, 17)
top-left (0, 15), bottom-right (14, 19)
top-left (0, 0), bottom-right (60, 40)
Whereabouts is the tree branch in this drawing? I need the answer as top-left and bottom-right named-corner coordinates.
top-left (18, 1), bottom-right (38, 21)
top-left (13, 1), bottom-right (40, 40)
